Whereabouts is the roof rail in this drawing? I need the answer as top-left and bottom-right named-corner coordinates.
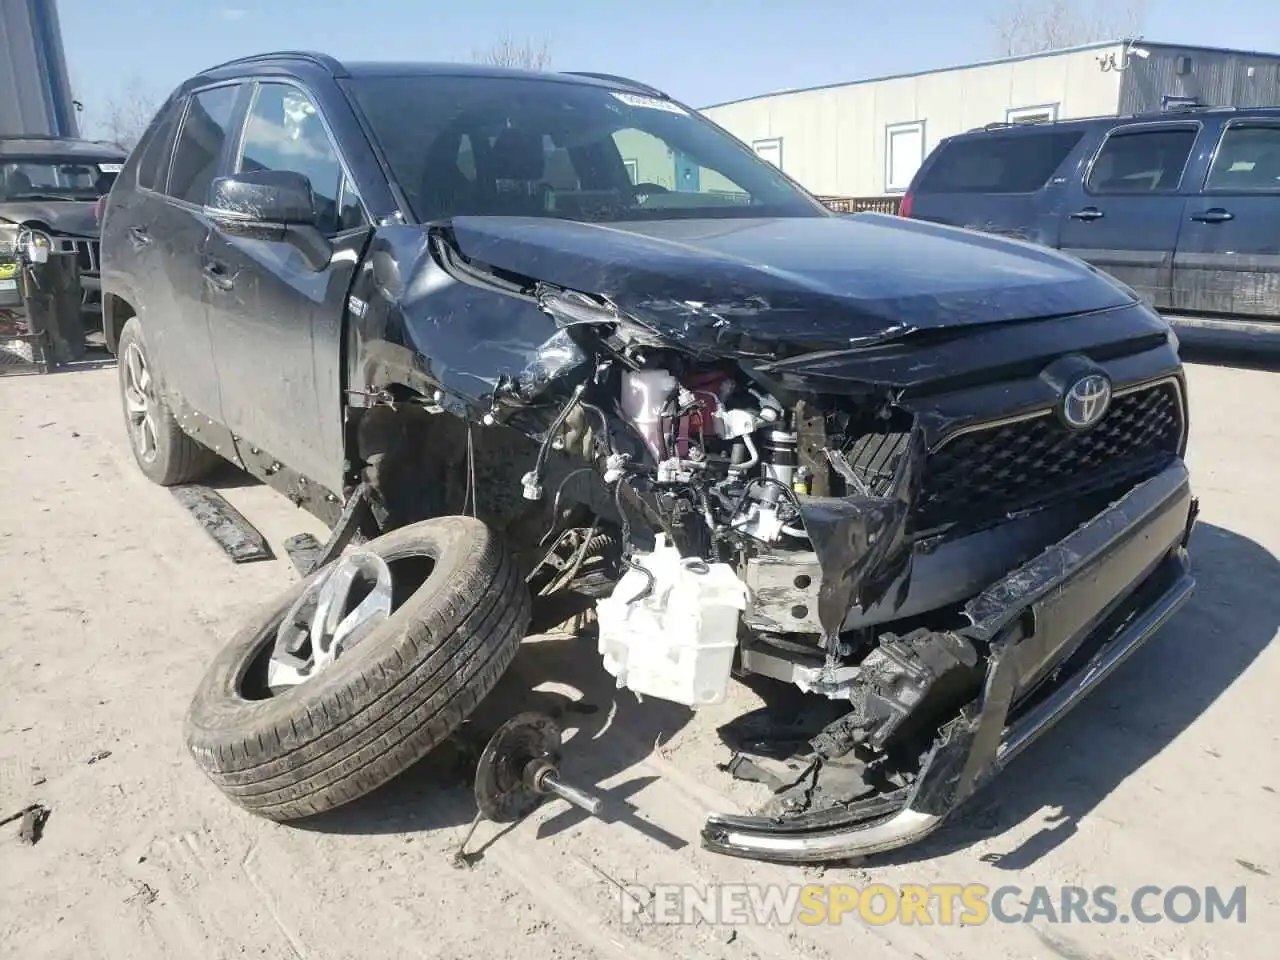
top-left (199, 51), bottom-right (347, 77)
top-left (562, 71), bottom-right (668, 99)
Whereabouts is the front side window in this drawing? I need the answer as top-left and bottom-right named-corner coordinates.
top-left (1205, 124), bottom-right (1280, 193)
top-left (168, 85), bottom-right (241, 205)
top-left (345, 75), bottom-right (822, 223)
top-left (0, 157), bottom-right (122, 201)
top-left (1086, 127), bottom-right (1197, 195)
top-left (236, 83), bottom-right (366, 235)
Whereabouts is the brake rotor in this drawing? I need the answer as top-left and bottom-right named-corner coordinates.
top-left (474, 712), bottom-right (563, 823)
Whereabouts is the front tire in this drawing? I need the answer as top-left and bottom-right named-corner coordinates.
top-left (116, 317), bottom-right (219, 485)
top-left (184, 516), bottom-right (531, 821)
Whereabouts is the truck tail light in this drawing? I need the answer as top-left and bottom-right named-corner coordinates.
top-left (898, 191), bottom-right (914, 218)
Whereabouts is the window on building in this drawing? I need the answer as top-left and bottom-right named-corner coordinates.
top-left (885, 121), bottom-right (924, 193)
top-left (236, 83), bottom-right (366, 235)
top-left (1006, 104), bottom-right (1058, 125)
top-left (167, 84), bottom-right (240, 205)
top-left (1205, 124), bottom-right (1280, 192)
top-left (623, 159), bottom-right (639, 184)
top-left (1086, 126), bottom-right (1198, 194)
top-left (753, 138), bottom-right (782, 169)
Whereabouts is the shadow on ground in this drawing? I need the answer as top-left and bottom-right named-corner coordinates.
top-left (296, 629), bottom-right (693, 842)
top-left (202, 460), bottom-right (265, 491)
top-left (868, 521), bottom-right (1278, 869)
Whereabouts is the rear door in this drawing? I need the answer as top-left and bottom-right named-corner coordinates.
top-left (906, 127), bottom-right (1088, 246)
top-left (132, 83), bottom-right (245, 421)
top-left (1058, 121), bottom-right (1200, 310)
top-left (1172, 117), bottom-right (1280, 322)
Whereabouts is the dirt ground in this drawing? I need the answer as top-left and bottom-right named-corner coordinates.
top-left (1, 357), bottom-right (1276, 960)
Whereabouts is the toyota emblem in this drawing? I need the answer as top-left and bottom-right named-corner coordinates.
top-left (1060, 373), bottom-right (1112, 430)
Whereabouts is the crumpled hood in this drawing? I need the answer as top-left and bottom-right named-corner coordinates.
top-left (0, 200), bottom-right (99, 238)
top-left (447, 213), bottom-right (1136, 356)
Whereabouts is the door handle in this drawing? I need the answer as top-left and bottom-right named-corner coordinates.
top-left (1191, 208), bottom-right (1234, 223)
top-left (127, 225), bottom-right (151, 247)
top-left (1069, 207), bottom-right (1105, 221)
top-left (202, 260), bottom-right (235, 292)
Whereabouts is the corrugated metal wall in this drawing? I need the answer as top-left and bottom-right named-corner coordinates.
top-left (702, 45), bottom-right (1125, 199)
top-left (0, 0), bottom-right (78, 136)
top-left (1120, 46), bottom-right (1280, 114)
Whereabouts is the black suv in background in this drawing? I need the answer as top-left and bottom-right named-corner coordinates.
top-left (100, 52), bottom-right (1196, 865)
top-left (904, 107), bottom-right (1280, 349)
top-left (0, 136), bottom-right (126, 365)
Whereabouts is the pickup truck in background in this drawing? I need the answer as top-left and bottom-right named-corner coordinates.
top-left (902, 107), bottom-right (1280, 351)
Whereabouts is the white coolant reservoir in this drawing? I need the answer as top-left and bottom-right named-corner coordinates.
top-left (595, 537), bottom-right (748, 707)
top-left (620, 369), bottom-right (677, 461)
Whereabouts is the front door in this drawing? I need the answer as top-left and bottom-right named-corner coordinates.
top-left (204, 81), bottom-right (370, 494)
top-left (1172, 118), bottom-right (1280, 323)
top-left (1058, 122), bottom-right (1200, 311)
top-left (672, 150), bottom-right (701, 192)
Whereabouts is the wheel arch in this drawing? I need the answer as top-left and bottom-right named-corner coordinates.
top-left (102, 291), bottom-right (137, 356)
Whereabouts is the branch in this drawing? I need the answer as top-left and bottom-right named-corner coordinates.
top-left (989, 0), bottom-right (1147, 57)
top-left (471, 35), bottom-right (552, 71)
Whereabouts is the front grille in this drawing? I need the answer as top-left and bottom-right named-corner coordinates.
top-left (913, 380), bottom-right (1183, 532)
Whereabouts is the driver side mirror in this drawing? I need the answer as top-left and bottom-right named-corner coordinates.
top-left (205, 170), bottom-right (331, 270)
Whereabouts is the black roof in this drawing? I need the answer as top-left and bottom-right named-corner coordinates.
top-left (0, 135), bottom-right (127, 159)
top-left (192, 51), bottom-right (668, 99)
top-left (958, 104), bottom-right (1280, 138)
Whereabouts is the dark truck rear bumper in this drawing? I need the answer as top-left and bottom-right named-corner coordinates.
top-left (703, 460), bottom-right (1197, 862)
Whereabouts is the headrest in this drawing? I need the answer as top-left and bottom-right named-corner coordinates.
top-left (489, 127), bottom-right (544, 181)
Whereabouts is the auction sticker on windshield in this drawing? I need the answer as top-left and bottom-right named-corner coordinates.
top-left (611, 91), bottom-right (687, 115)
top-left (98, 163), bottom-right (124, 174)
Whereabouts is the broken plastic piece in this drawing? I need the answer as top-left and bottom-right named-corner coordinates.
top-left (595, 537), bottom-right (748, 706)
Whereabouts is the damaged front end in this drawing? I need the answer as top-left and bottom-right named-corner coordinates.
top-left (354, 220), bottom-right (1196, 863)
top-left (0, 219), bottom-right (100, 366)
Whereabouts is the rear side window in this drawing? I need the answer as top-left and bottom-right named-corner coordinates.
top-left (1205, 124), bottom-right (1280, 192)
top-left (914, 131), bottom-right (1083, 194)
top-left (1086, 127), bottom-right (1197, 195)
top-left (167, 85), bottom-right (240, 205)
top-left (135, 101), bottom-right (181, 192)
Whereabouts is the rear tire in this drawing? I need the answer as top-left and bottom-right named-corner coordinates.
top-left (184, 516), bottom-right (531, 820)
top-left (116, 317), bottom-right (219, 485)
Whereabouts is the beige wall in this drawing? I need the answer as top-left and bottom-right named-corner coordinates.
top-left (612, 128), bottom-right (743, 193)
top-left (701, 45), bottom-right (1125, 197)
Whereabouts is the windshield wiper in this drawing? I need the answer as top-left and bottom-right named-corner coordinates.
top-left (6, 193), bottom-right (81, 203)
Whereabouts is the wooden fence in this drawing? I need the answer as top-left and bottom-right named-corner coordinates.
top-left (816, 195), bottom-right (902, 215)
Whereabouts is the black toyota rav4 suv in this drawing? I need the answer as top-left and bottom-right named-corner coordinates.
top-left (101, 52), bottom-right (1197, 864)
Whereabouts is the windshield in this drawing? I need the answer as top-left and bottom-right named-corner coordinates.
top-left (345, 75), bottom-right (825, 223)
top-left (0, 157), bottom-right (123, 202)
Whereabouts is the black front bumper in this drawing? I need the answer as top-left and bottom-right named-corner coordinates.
top-left (703, 461), bottom-right (1197, 862)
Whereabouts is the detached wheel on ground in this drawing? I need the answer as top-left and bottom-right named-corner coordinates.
top-left (184, 515), bottom-right (531, 821)
top-left (116, 317), bottom-right (220, 485)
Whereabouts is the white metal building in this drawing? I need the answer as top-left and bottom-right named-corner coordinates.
top-left (0, 0), bottom-right (78, 137)
top-left (701, 40), bottom-right (1280, 199)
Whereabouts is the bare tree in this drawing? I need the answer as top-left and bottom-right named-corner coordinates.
top-left (990, 0), bottom-right (1147, 57)
top-left (94, 80), bottom-right (161, 152)
top-left (471, 35), bottom-right (552, 71)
